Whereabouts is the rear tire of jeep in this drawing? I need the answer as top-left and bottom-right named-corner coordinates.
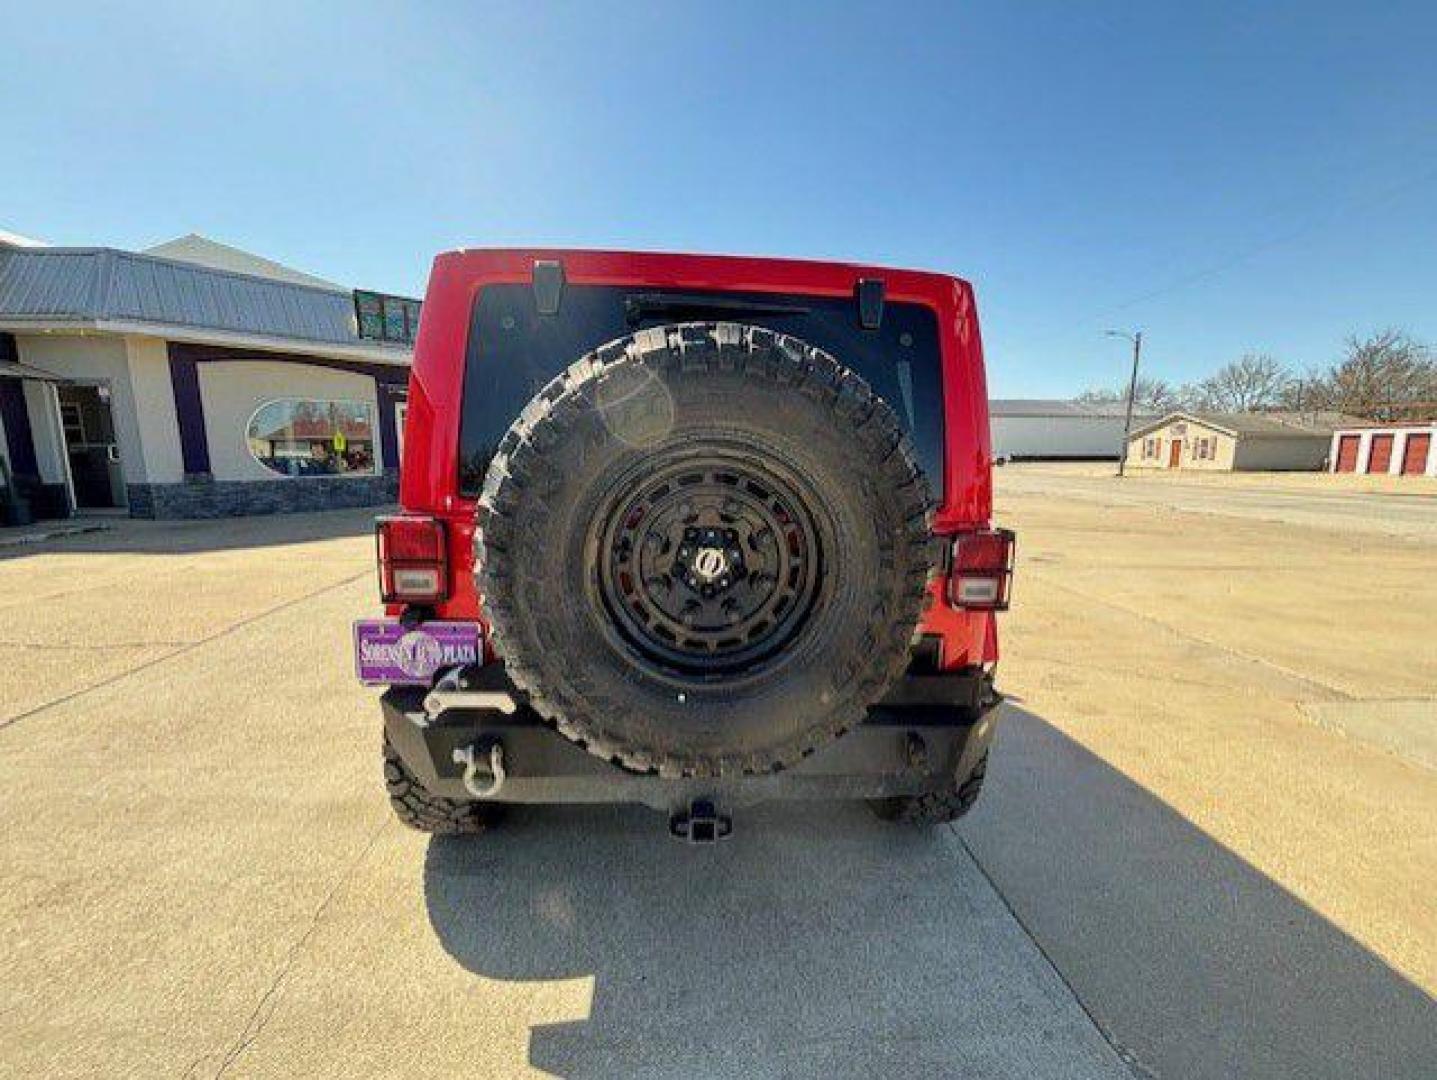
top-left (476, 322), bottom-right (938, 777)
top-left (869, 752), bottom-right (989, 825)
top-left (383, 733), bottom-right (500, 835)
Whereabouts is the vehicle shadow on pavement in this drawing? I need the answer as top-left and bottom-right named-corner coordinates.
top-left (422, 800), bottom-right (1130, 1080)
top-left (961, 706), bottom-right (1437, 1080)
top-left (421, 709), bottom-right (1437, 1080)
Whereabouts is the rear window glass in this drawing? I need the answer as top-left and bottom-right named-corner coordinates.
top-left (457, 284), bottom-right (944, 496)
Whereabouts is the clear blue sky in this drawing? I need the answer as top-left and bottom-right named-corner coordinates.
top-left (3, 2), bottom-right (1434, 397)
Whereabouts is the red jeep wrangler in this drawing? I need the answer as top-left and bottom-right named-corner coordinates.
top-left (358, 249), bottom-right (1012, 841)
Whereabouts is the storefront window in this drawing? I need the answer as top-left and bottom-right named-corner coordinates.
top-left (246, 399), bottom-right (377, 478)
top-left (354, 290), bottom-right (422, 345)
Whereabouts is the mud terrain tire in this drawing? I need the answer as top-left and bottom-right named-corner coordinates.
top-left (869, 752), bottom-right (989, 824)
top-left (383, 733), bottom-right (499, 834)
top-left (476, 322), bottom-right (937, 777)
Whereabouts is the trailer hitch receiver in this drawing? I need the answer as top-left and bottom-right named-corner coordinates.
top-left (669, 799), bottom-right (732, 844)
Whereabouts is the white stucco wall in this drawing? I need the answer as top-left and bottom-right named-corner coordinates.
top-left (990, 416), bottom-right (1130, 459)
top-left (124, 336), bottom-right (185, 484)
top-left (16, 333), bottom-right (149, 487)
top-left (198, 360), bottom-right (380, 482)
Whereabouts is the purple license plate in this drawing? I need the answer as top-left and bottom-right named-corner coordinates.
top-left (353, 620), bottom-right (483, 685)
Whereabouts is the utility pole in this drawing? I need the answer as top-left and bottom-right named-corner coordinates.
top-left (1107, 330), bottom-right (1143, 478)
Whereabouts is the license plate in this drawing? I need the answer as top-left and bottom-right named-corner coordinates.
top-left (353, 620), bottom-right (483, 685)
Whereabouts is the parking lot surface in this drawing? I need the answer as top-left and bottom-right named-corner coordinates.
top-left (2, 469), bottom-right (1434, 1078)
top-left (0, 509), bottom-right (1128, 1080)
top-left (980, 465), bottom-right (1436, 1080)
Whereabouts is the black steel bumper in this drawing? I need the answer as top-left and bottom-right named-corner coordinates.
top-left (381, 663), bottom-right (1002, 814)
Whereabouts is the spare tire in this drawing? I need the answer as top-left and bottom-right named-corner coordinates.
top-left (476, 322), bottom-right (937, 777)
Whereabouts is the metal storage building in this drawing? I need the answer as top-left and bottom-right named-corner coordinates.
top-left (990, 399), bottom-right (1152, 461)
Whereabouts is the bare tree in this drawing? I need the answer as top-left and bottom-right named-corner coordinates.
top-left (1076, 377), bottom-right (1178, 413)
top-left (1174, 382), bottom-right (1209, 410)
top-left (1077, 333), bottom-right (1435, 423)
top-left (1315, 329), bottom-right (1435, 421)
top-left (1188, 353), bottom-right (1291, 412)
top-left (1278, 367), bottom-right (1331, 412)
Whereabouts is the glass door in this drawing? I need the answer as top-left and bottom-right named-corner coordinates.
top-left (57, 384), bottom-right (126, 509)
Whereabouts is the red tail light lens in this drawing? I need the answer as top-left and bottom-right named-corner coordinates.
top-left (949, 528), bottom-right (1015, 611)
top-left (377, 516), bottom-right (449, 604)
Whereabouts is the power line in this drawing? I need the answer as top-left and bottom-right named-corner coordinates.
top-left (1096, 161), bottom-right (1437, 317)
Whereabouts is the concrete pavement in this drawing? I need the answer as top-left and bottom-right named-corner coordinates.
top-left (2, 472), bottom-right (1434, 1079)
top-left (964, 465), bottom-right (1436, 1079)
top-left (0, 510), bottom-right (1130, 1079)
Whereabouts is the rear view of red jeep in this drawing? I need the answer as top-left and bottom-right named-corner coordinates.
top-left (358, 249), bottom-right (1012, 841)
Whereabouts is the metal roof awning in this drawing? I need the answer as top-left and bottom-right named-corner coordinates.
top-left (0, 247), bottom-right (416, 362)
top-left (0, 359), bottom-right (69, 383)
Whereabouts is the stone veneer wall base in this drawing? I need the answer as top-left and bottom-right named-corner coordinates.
top-left (126, 471), bottom-right (398, 519)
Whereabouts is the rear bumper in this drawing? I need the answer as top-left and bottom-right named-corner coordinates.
top-left (381, 664), bottom-right (1002, 813)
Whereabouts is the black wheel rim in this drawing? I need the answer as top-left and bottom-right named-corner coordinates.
top-left (593, 448), bottom-right (823, 678)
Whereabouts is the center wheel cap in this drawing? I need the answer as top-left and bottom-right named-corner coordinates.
top-left (693, 547), bottom-right (728, 582)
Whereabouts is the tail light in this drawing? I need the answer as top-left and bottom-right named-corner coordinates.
top-left (377, 515), bottom-right (449, 604)
top-left (949, 528), bottom-right (1015, 611)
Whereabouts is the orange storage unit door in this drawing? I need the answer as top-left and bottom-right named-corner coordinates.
top-left (1335, 435), bottom-right (1359, 472)
top-left (1366, 434), bottom-right (1394, 473)
top-left (1402, 433), bottom-right (1432, 475)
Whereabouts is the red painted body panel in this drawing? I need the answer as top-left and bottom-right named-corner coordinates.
top-left (395, 248), bottom-right (998, 669)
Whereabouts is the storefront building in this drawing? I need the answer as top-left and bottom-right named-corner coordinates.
top-left (0, 236), bottom-right (416, 520)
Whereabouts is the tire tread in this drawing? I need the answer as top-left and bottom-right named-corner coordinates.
top-left (383, 733), bottom-right (497, 835)
top-left (476, 322), bottom-right (939, 777)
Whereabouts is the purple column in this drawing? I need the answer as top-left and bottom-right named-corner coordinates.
top-left (167, 347), bottom-right (211, 476)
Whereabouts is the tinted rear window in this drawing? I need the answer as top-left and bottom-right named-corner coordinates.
top-left (458, 284), bottom-right (943, 496)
